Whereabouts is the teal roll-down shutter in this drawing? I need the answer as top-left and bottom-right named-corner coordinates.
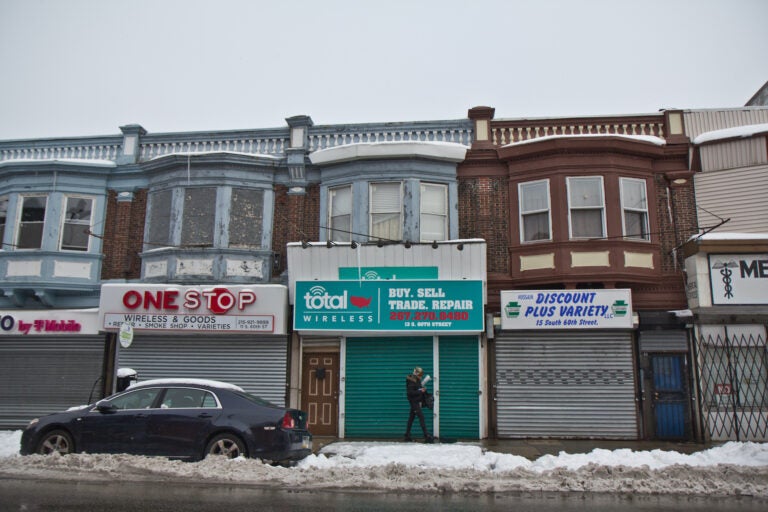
top-left (345, 337), bottom-right (433, 438)
top-left (439, 336), bottom-right (480, 439)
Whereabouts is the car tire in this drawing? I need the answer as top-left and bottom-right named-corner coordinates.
top-left (205, 433), bottom-right (246, 459)
top-left (36, 429), bottom-right (74, 456)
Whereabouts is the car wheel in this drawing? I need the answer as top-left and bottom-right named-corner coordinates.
top-left (37, 430), bottom-right (74, 456)
top-left (205, 434), bottom-right (246, 459)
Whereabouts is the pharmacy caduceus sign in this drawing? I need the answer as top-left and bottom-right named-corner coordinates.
top-left (709, 254), bottom-right (768, 305)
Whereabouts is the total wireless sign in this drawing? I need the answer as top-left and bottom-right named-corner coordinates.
top-left (294, 280), bottom-right (484, 332)
top-left (98, 284), bottom-right (287, 334)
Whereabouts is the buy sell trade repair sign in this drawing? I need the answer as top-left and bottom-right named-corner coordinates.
top-left (294, 280), bottom-right (484, 332)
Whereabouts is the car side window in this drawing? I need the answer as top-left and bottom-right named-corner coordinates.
top-left (161, 388), bottom-right (217, 409)
top-left (111, 388), bottom-right (161, 410)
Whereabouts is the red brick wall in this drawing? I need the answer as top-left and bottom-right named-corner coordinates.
top-left (101, 189), bottom-right (146, 280)
top-left (272, 184), bottom-right (320, 272)
top-left (458, 176), bottom-right (509, 273)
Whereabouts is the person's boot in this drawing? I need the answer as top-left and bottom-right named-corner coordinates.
top-left (424, 435), bottom-right (434, 444)
top-left (403, 434), bottom-right (413, 442)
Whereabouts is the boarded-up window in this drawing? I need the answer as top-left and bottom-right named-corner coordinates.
top-left (182, 188), bottom-right (215, 247)
top-left (229, 188), bottom-right (263, 248)
top-left (147, 189), bottom-right (172, 247)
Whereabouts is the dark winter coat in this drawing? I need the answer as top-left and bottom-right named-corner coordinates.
top-left (405, 374), bottom-right (424, 403)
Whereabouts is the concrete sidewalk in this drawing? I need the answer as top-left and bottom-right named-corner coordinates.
top-left (313, 436), bottom-right (717, 460)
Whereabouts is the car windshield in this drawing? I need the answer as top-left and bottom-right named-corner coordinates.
top-left (235, 391), bottom-right (277, 407)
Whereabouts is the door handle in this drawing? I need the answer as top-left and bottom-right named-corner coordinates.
top-left (197, 413), bottom-right (213, 418)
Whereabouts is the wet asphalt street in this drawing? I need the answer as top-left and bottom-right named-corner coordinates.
top-left (0, 478), bottom-right (764, 512)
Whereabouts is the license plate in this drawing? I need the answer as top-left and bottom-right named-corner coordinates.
top-left (302, 436), bottom-right (312, 450)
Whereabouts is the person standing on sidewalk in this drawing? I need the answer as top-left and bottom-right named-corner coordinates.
top-left (404, 367), bottom-right (434, 443)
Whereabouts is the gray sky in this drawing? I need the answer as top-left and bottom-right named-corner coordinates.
top-left (1, 0), bottom-right (766, 140)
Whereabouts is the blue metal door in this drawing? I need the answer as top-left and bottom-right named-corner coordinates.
top-left (651, 355), bottom-right (689, 439)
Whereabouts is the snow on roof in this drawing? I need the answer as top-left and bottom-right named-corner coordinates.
top-left (693, 123), bottom-right (768, 145)
top-left (129, 378), bottom-right (245, 393)
top-left (502, 133), bottom-right (666, 148)
top-left (309, 141), bottom-right (468, 165)
top-left (148, 150), bottom-right (281, 161)
top-left (693, 232), bottom-right (768, 241)
top-left (0, 158), bottom-right (117, 168)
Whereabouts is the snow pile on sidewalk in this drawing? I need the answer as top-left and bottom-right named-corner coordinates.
top-left (2, 431), bottom-right (767, 497)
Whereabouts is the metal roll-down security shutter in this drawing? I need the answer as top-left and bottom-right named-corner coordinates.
top-left (0, 336), bottom-right (106, 429)
top-left (345, 337), bottom-right (433, 438)
top-left (439, 336), bottom-right (480, 439)
top-left (117, 334), bottom-right (288, 406)
top-left (495, 331), bottom-right (637, 439)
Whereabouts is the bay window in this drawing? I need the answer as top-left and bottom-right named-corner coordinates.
top-left (328, 185), bottom-right (352, 242)
top-left (370, 182), bottom-right (402, 241)
top-left (567, 177), bottom-right (605, 239)
top-left (17, 195), bottom-right (47, 249)
top-left (519, 180), bottom-right (551, 242)
top-left (61, 196), bottom-right (93, 251)
top-left (181, 188), bottom-right (216, 247)
top-left (420, 183), bottom-right (447, 242)
top-left (147, 189), bottom-right (172, 248)
top-left (0, 196), bottom-right (7, 249)
top-left (620, 178), bottom-right (649, 241)
top-left (229, 188), bottom-right (264, 248)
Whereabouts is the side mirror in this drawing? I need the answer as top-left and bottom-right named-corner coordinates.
top-left (95, 400), bottom-right (118, 414)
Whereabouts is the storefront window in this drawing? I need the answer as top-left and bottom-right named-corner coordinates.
top-left (328, 185), bottom-right (352, 242)
top-left (519, 180), bottom-right (551, 242)
top-left (229, 188), bottom-right (264, 248)
top-left (61, 196), bottom-right (93, 251)
top-left (621, 178), bottom-right (649, 240)
top-left (699, 325), bottom-right (768, 409)
top-left (370, 182), bottom-right (402, 241)
top-left (567, 176), bottom-right (605, 239)
top-left (420, 183), bottom-right (447, 242)
top-left (17, 195), bottom-right (47, 249)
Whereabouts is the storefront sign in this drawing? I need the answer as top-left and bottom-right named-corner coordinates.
top-left (0, 309), bottom-right (100, 335)
top-left (500, 289), bottom-right (633, 330)
top-left (338, 266), bottom-right (438, 280)
top-left (294, 280), bottom-right (484, 332)
top-left (709, 254), bottom-right (768, 305)
top-left (99, 284), bottom-right (288, 334)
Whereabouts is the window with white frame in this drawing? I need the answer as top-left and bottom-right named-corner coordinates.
top-left (0, 196), bottom-right (7, 249)
top-left (17, 195), bottom-right (47, 249)
top-left (328, 185), bottom-right (352, 242)
top-left (519, 180), bottom-right (551, 242)
top-left (61, 196), bottom-right (93, 251)
top-left (228, 188), bottom-right (264, 248)
top-left (181, 188), bottom-right (216, 247)
top-left (567, 177), bottom-right (605, 239)
top-left (147, 189), bottom-right (172, 248)
top-left (420, 183), bottom-right (447, 242)
top-left (620, 178), bottom-right (649, 241)
top-left (370, 182), bottom-right (402, 241)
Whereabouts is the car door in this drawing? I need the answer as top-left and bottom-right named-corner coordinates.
top-left (78, 387), bottom-right (162, 455)
top-left (146, 387), bottom-right (221, 458)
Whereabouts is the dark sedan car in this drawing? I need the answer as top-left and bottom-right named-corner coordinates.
top-left (20, 379), bottom-right (312, 463)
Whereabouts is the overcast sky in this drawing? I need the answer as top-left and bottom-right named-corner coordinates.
top-left (1, 0), bottom-right (766, 140)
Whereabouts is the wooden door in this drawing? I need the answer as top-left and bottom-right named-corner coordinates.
top-left (302, 352), bottom-right (339, 437)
